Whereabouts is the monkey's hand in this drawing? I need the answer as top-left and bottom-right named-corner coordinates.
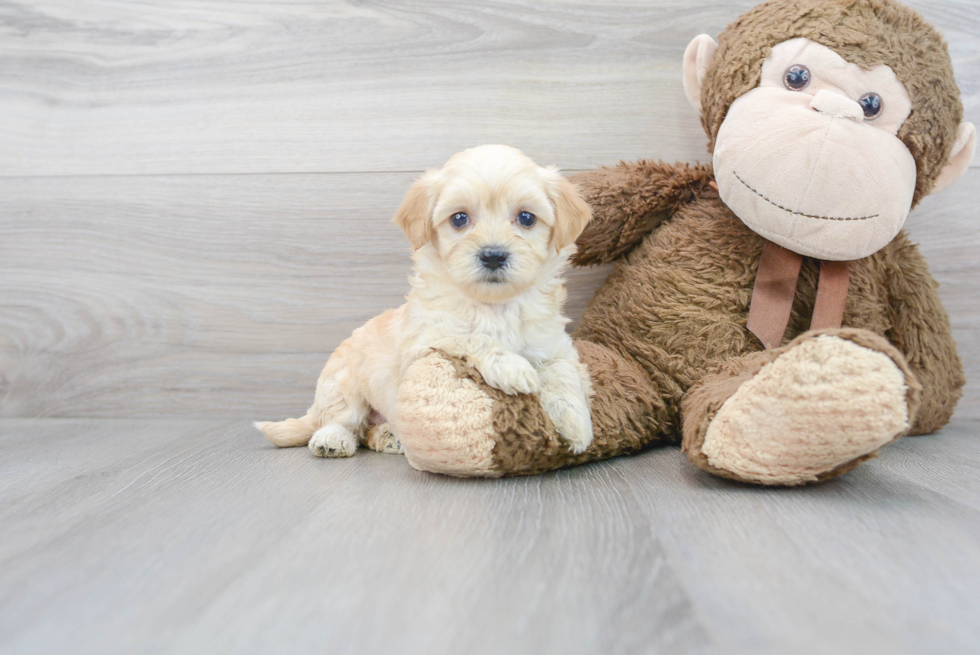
top-left (570, 160), bottom-right (716, 266)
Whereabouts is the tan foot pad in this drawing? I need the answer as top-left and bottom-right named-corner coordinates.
top-left (702, 335), bottom-right (910, 485)
top-left (397, 351), bottom-right (500, 477)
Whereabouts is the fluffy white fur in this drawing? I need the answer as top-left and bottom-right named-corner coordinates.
top-left (256, 144), bottom-right (595, 457)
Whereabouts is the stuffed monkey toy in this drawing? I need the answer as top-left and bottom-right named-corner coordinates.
top-left (394, 0), bottom-right (977, 485)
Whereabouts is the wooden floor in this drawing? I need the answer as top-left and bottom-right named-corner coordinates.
top-left (2, 1), bottom-right (979, 653)
top-left (1, 418), bottom-right (979, 654)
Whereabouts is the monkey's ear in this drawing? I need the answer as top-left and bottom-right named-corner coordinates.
top-left (544, 169), bottom-right (593, 252)
top-left (931, 122), bottom-right (976, 195)
top-left (392, 172), bottom-right (438, 249)
top-left (682, 34), bottom-right (718, 112)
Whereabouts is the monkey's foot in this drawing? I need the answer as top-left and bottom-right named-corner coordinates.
top-left (396, 340), bottom-right (666, 478)
top-left (396, 351), bottom-right (502, 476)
top-left (682, 329), bottom-right (920, 485)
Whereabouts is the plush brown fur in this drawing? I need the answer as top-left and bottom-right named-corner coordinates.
top-left (571, 164), bottom-right (961, 445)
top-left (572, 161), bottom-right (716, 265)
top-left (395, 0), bottom-right (966, 484)
top-left (399, 162), bottom-right (963, 482)
top-left (425, 340), bottom-right (664, 477)
top-left (490, 340), bottom-right (665, 475)
top-left (700, 0), bottom-right (963, 204)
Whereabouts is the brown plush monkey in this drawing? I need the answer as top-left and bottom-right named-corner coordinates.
top-left (394, 0), bottom-right (976, 484)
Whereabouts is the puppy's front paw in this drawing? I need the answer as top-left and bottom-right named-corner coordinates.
top-left (543, 396), bottom-right (594, 454)
top-left (309, 425), bottom-right (358, 458)
top-left (478, 352), bottom-right (540, 395)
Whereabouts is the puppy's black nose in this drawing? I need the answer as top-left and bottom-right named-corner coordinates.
top-left (479, 248), bottom-right (508, 271)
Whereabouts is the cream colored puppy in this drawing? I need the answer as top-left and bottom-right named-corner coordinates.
top-left (256, 144), bottom-right (594, 457)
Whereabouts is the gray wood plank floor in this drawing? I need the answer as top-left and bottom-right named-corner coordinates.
top-left (2, 418), bottom-right (979, 655)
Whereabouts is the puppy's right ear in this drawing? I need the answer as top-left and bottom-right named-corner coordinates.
top-left (393, 173), bottom-right (437, 250)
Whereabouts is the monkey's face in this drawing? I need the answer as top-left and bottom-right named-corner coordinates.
top-left (712, 38), bottom-right (917, 261)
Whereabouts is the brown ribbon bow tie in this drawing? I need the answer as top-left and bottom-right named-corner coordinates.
top-left (746, 240), bottom-right (850, 350)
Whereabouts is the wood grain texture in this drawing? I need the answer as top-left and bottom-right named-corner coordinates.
top-left (0, 418), bottom-right (711, 655)
top-left (618, 418), bottom-right (980, 655)
top-left (1, 417), bottom-right (978, 654)
top-left (1, 169), bottom-right (975, 419)
top-left (0, 0), bottom-right (977, 177)
top-left (0, 171), bottom-right (613, 418)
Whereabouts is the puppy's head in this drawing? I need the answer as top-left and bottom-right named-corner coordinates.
top-left (393, 144), bottom-right (592, 303)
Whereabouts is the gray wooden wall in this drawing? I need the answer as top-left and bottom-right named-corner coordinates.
top-left (1, 0), bottom-right (978, 420)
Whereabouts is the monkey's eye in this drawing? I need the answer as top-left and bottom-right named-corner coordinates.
top-left (450, 212), bottom-right (469, 228)
top-left (517, 211), bottom-right (536, 228)
top-left (858, 92), bottom-right (883, 120)
top-left (783, 64), bottom-right (811, 91)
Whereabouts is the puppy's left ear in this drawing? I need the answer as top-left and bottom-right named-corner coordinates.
top-left (393, 172), bottom-right (438, 250)
top-left (544, 168), bottom-right (593, 251)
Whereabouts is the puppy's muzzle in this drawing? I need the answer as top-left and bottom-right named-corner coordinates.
top-left (478, 247), bottom-right (509, 271)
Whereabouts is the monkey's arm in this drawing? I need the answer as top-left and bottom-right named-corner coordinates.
top-left (570, 161), bottom-right (716, 266)
top-left (884, 235), bottom-right (965, 435)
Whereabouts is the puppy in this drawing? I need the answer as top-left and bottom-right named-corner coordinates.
top-left (256, 144), bottom-right (594, 457)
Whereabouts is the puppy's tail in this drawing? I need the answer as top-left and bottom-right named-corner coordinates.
top-left (255, 414), bottom-right (318, 448)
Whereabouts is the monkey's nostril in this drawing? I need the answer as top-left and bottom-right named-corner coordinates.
top-left (479, 248), bottom-right (508, 271)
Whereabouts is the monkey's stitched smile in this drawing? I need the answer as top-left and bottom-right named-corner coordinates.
top-left (734, 171), bottom-right (879, 221)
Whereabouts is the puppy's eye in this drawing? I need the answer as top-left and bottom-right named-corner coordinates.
top-left (450, 212), bottom-right (469, 229)
top-left (783, 64), bottom-right (811, 91)
top-left (517, 211), bottom-right (536, 228)
top-left (858, 92), bottom-right (883, 120)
